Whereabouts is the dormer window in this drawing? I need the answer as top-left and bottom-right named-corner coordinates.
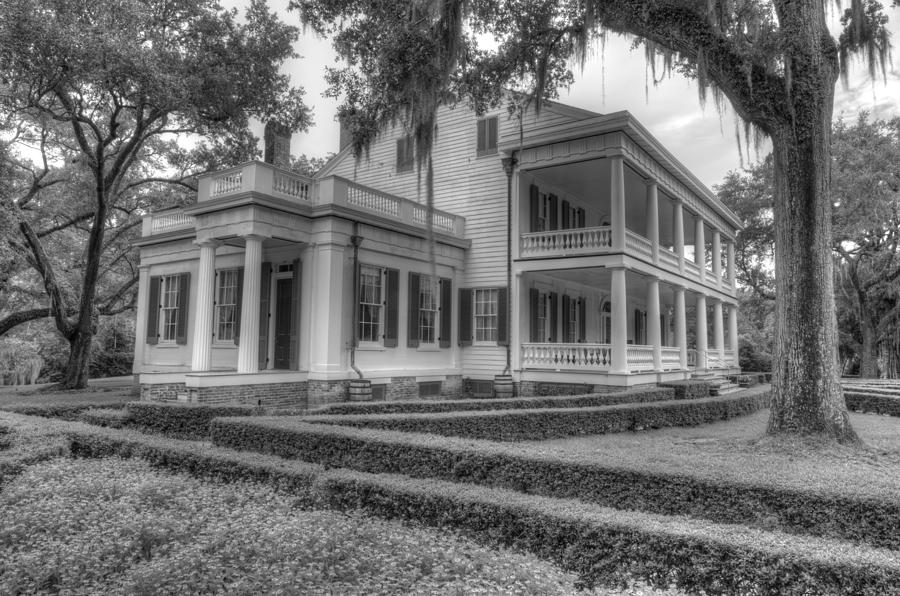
top-left (476, 116), bottom-right (498, 156)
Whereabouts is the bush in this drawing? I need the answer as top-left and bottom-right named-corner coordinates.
top-left (657, 380), bottom-right (710, 399)
top-left (845, 392), bottom-right (900, 417)
top-left (300, 390), bottom-right (769, 442)
top-left (78, 407), bottom-right (128, 428)
top-left (0, 400), bottom-right (129, 421)
top-left (125, 402), bottom-right (264, 440)
top-left (68, 425), bottom-right (900, 595)
top-left (313, 387), bottom-right (675, 416)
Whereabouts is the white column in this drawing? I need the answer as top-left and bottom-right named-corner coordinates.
top-left (729, 303), bottom-right (740, 366)
top-left (647, 278), bottom-right (662, 371)
top-left (236, 235), bottom-right (263, 373)
top-left (133, 266), bottom-right (151, 370)
top-left (713, 299), bottom-right (725, 364)
top-left (191, 240), bottom-right (219, 372)
top-left (695, 217), bottom-right (706, 283)
top-left (610, 268), bottom-right (628, 374)
top-left (696, 294), bottom-right (708, 369)
top-left (727, 240), bottom-right (736, 287)
top-left (309, 241), bottom-right (348, 374)
top-left (675, 286), bottom-right (687, 369)
top-left (610, 156), bottom-right (626, 252)
top-left (646, 181), bottom-right (659, 265)
top-left (674, 200), bottom-right (685, 274)
top-left (712, 229), bottom-right (722, 288)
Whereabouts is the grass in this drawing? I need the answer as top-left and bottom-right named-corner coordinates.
top-left (0, 456), bottom-right (677, 595)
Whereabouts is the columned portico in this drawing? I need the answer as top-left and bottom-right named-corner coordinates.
top-left (610, 267), bottom-right (628, 374)
top-left (695, 294), bottom-right (708, 369)
top-left (675, 286), bottom-right (687, 369)
top-left (237, 235), bottom-right (265, 373)
top-left (728, 303), bottom-right (740, 366)
top-left (647, 277), bottom-right (662, 370)
top-left (610, 156), bottom-right (626, 252)
top-left (713, 299), bottom-right (725, 363)
top-left (674, 201), bottom-right (685, 273)
top-left (695, 218), bottom-right (706, 283)
top-left (191, 239), bottom-right (220, 371)
top-left (646, 182), bottom-right (659, 265)
top-left (712, 229), bottom-right (722, 288)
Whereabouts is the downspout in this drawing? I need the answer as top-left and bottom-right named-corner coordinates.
top-left (501, 153), bottom-right (518, 375)
top-left (349, 222), bottom-right (363, 379)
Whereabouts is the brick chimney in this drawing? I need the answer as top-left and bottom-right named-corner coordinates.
top-left (264, 121), bottom-right (291, 168)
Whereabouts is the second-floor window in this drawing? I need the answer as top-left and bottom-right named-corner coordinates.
top-left (476, 116), bottom-right (498, 156)
top-left (396, 135), bottom-right (414, 173)
top-left (215, 269), bottom-right (240, 342)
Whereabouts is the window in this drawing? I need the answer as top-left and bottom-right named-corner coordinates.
top-left (159, 275), bottom-right (181, 342)
top-left (536, 192), bottom-right (552, 232)
top-left (474, 288), bottom-right (498, 343)
top-left (359, 265), bottom-right (383, 342)
top-left (600, 301), bottom-right (612, 344)
top-left (215, 269), bottom-right (239, 342)
top-left (476, 116), bottom-right (498, 156)
top-left (396, 135), bottom-right (414, 173)
top-left (566, 298), bottom-right (579, 343)
top-left (536, 292), bottom-right (548, 342)
top-left (418, 277), bottom-right (438, 344)
top-left (634, 309), bottom-right (647, 345)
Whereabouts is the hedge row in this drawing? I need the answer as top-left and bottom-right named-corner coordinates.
top-left (313, 387), bottom-right (676, 416)
top-left (78, 407), bottom-right (128, 428)
top-left (303, 390), bottom-right (770, 441)
top-left (656, 380), bottom-right (710, 399)
top-left (68, 426), bottom-right (900, 595)
top-left (0, 400), bottom-right (129, 421)
top-left (845, 392), bottom-right (900, 418)
top-left (210, 388), bottom-right (900, 550)
top-left (124, 402), bottom-right (264, 440)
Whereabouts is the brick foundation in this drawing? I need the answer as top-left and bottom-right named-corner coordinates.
top-left (189, 383), bottom-right (308, 408)
top-left (307, 379), bottom-right (350, 407)
top-left (516, 381), bottom-right (597, 397)
top-left (141, 383), bottom-right (187, 402)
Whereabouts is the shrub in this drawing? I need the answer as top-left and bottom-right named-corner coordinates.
top-left (0, 400), bottom-right (129, 421)
top-left (301, 391), bottom-right (769, 442)
top-left (657, 380), bottom-right (710, 399)
top-left (313, 387), bottom-right (675, 416)
top-left (845, 392), bottom-right (900, 417)
top-left (67, 425), bottom-right (900, 595)
top-left (78, 408), bottom-right (128, 428)
top-left (125, 402), bottom-right (264, 440)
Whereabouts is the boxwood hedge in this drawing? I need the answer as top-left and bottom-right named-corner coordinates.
top-left (302, 390), bottom-right (770, 441)
top-left (67, 425), bottom-right (900, 595)
top-left (845, 392), bottom-right (900, 417)
top-left (313, 387), bottom-right (675, 416)
top-left (124, 402), bottom-right (264, 440)
top-left (656, 380), bottom-right (711, 399)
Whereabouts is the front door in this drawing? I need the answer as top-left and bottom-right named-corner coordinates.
top-left (273, 278), bottom-right (293, 369)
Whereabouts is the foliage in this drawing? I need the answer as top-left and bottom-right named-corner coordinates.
top-left (656, 380), bottom-right (711, 400)
top-left (290, 153), bottom-right (333, 177)
top-left (0, 0), bottom-right (311, 387)
top-left (124, 402), bottom-right (264, 440)
top-left (0, 457), bottom-right (597, 595)
top-left (845, 390), bottom-right (900, 416)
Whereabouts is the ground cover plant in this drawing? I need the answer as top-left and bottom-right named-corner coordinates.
top-left (0, 455), bottom-right (675, 595)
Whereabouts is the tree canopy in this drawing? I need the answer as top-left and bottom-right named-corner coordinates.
top-left (0, 0), bottom-right (311, 387)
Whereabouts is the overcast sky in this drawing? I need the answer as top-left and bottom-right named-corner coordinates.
top-left (247, 1), bottom-right (900, 190)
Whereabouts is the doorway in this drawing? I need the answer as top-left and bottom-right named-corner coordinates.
top-left (273, 277), bottom-right (293, 369)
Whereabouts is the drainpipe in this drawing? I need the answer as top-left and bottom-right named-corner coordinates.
top-left (349, 222), bottom-right (363, 379)
top-left (501, 153), bottom-right (518, 375)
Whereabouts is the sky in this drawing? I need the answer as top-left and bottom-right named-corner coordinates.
top-left (245, 1), bottom-right (900, 190)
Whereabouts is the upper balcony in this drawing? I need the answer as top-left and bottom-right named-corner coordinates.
top-left (142, 161), bottom-right (466, 240)
top-left (518, 157), bottom-right (735, 293)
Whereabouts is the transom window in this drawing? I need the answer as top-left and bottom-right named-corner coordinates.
top-left (359, 265), bottom-right (383, 343)
top-left (419, 277), bottom-right (438, 344)
top-left (216, 269), bottom-right (239, 341)
top-left (159, 275), bottom-right (181, 342)
top-left (474, 288), bottom-right (498, 343)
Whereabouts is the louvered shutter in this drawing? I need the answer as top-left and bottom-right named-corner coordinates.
top-left (146, 276), bottom-right (160, 345)
top-left (497, 287), bottom-right (509, 346)
top-left (549, 194), bottom-right (559, 230)
top-left (579, 298), bottom-right (587, 342)
top-left (562, 294), bottom-right (571, 342)
top-left (290, 260), bottom-right (301, 369)
top-left (258, 262), bottom-right (271, 367)
top-left (175, 273), bottom-right (190, 345)
top-left (439, 278), bottom-right (452, 348)
top-left (233, 268), bottom-right (244, 345)
top-left (548, 292), bottom-right (558, 342)
top-left (384, 268), bottom-right (399, 347)
top-left (408, 272), bottom-right (420, 348)
top-left (529, 288), bottom-right (539, 342)
top-left (562, 200), bottom-right (571, 229)
top-left (458, 288), bottom-right (472, 346)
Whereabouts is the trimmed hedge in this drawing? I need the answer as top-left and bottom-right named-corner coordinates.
top-left (125, 402), bottom-right (264, 440)
top-left (845, 392), bottom-right (900, 417)
top-left (0, 400), bottom-right (129, 421)
top-left (302, 390), bottom-right (770, 441)
top-left (78, 407), bottom-right (128, 428)
top-left (68, 425), bottom-right (900, 595)
top-left (210, 388), bottom-right (900, 551)
top-left (313, 387), bottom-right (676, 416)
top-left (657, 380), bottom-right (711, 399)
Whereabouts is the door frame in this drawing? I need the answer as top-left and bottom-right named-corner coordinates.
top-left (268, 269), bottom-right (295, 369)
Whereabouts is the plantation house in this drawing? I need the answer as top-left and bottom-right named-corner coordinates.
top-left (133, 103), bottom-right (742, 405)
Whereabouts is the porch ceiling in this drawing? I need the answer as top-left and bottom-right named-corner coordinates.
top-left (528, 268), bottom-right (686, 304)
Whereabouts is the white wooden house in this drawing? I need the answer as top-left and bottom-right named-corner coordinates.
top-left (133, 101), bottom-right (741, 405)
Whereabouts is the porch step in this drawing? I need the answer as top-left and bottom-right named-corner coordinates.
top-left (692, 371), bottom-right (742, 396)
top-left (711, 383), bottom-right (741, 396)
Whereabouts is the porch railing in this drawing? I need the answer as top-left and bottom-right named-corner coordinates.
top-left (626, 345), bottom-right (655, 371)
top-left (144, 211), bottom-right (196, 235)
top-left (660, 346), bottom-right (681, 370)
top-left (521, 343), bottom-right (612, 370)
top-left (625, 230), bottom-right (653, 260)
top-left (659, 247), bottom-right (680, 270)
top-left (520, 226), bottom-right (612, 257)
top-left (687, 349), bottom-right (698, 368)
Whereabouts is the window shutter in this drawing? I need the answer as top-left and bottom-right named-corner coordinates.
top-left (175, 272), bottom-right (190, 345)
top-left (407, 272), bottom-right (420, 348)
top-left (258, 263), bottom-right (271, 368)
top-left (529, 288), bottom-right (539, 342)
top-left (530, 184), bottom-right (539, 231)
top-left (579, 298), bottom-right (587, 342)
top-left (577, 207), bottom-right (586, 228)
top-left (634, 309), bottom-right (642, 345)
top-left (290, 259), bottom-right (301, 370)
top-left (562, 200), bottom-right (571, 229)
top-left (396, 138), bottom-right (404, 170)
top-left (146, 276), bottom-right (160, 345)
top-left (458, 288), bottom-right (472, 346)
top-left (233, 268), bottom-right (244, 346)
top-left (562, 294), bottom-right (571, 341)
top-left (439, 277), bottom-right (452, 348)
top-left (384, 268), bottom-right (399, 347)
top-left (487, 116), bottom-right (498, 150)
top-left (549, 194), bottom-right (559, 230)
top-left (549, 292), bottom-right (558, 342)
top-left (476, 119), bottom-right (486, 152)
top-left (497, 287), bottom-right (509, 346)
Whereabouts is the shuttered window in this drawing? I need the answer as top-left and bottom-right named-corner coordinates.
top-left (474, 288), bottom-right (498, 343)
top-left (215, 269), bottom-right (240, 342)
top-left (358, 265), bottom-right (383, 343)
top-left (396, 135), bottom-right (414, 172)
top-left (159, 275), bottom-right (181, 342)
top-left (476, 116), bottom-right (498, 156)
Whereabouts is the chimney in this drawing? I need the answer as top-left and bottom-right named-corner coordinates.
top-left (264, 121), bottom-right (291, 168)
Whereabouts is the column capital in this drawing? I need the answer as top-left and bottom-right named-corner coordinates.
top-left (501, 156), bottom-right (518, 177)
top-left (193, 238), bottom-right (223, 249)
top-left (241, 234), bottom-right (268, 243)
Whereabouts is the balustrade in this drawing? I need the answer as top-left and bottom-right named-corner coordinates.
top-left (660, 346), bottom-right (681, 370)
top-left (150, 212), bottom-right (195, 234)
top-left (625, 230), bottom-right (653, 260)
top-left (521, 343), bottom-right (612, 370)
top-left (626, 345), bottom-right (655, 371)
top-left (520, 226), bottom-right (612, 257)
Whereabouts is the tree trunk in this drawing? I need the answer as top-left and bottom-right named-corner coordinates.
top-left (858, 298), bottom-right (879, 378)
top-left (62, 328), bottom-right (93, 389)
top-left (765, 2), bottom-right (856, 442)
